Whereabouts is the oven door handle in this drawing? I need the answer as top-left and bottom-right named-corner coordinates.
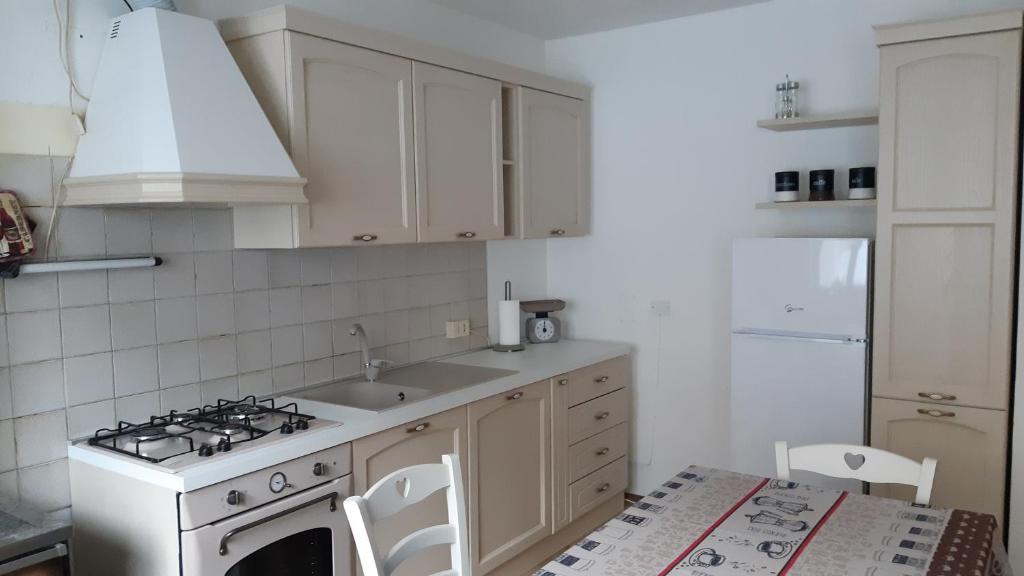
top-left (219, 492), bottom-right (338, 556)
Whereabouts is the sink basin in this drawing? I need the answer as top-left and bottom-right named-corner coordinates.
top-left (376, 362), bottom-right (518, 393)
top-left (291, 380), bottom-right (432, 413)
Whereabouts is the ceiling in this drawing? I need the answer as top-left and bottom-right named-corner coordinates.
top-left (427, 0), bottom-right (772, 40)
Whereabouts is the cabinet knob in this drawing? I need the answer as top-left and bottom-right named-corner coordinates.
top-left (226, 490), bottom-right (244, 506)
top-left (406, 422), bottom-right (430, 434)
top-left (595, 411), bottom-right (611, 420)
top-left (918, 392), bottom-right (956, 401)
top-left (354, 234), bottom-right (378, 242)
top-left (312, 462), bottom-right (327, 477)
top-left (457, 231), bottom-right (477, 239)
top-left (551, 229), bottom-right (566, 236)
top-left (596, 447), bottom-right (610, 456)
top-left (594, 376), bottom-right (610, 383)
top-left (597, 483), bottom-right (611, 493)
top-left (557, 378), bottom-right (569, 386)
top-left (507, 391), bottom-right (524, 401)
top-left (917, 408), bottom-right (955, 418)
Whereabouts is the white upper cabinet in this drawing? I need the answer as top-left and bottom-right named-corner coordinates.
top-left (413, 63), bottom-right (504, 242)
top-left (516, 87), bottom-right (590, 239)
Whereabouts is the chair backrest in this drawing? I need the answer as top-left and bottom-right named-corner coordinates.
top-left (343, 454), bottom-right (469, 576)
top-left (774, 441), bottom-right (937, 505)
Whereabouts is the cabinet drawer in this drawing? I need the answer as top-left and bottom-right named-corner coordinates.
top-left (568, 388), bottom-right (628, 444)
top-left (570, 457), bottom-right (627, 521)
top-left (570, 423), bottom-right (628, 483)
top-left (565, 356), bottom-right (630, 408)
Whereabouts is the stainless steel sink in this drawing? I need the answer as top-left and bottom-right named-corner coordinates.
top-left (287, 361), bottom-right (518, 413)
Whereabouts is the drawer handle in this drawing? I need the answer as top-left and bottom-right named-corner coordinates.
top-left (595, 376), bottom-right (610, 384)
top-left (551, 229), bottom-right (566, 236)
top-left (597, 483), bottom-right (611, 493)
top-left (558, 378), bottom-right (569, 386)
top-left (457, 231), bottom-right (477, 239)
top-left (406, 422), bottom-right (430, 433)
top-left (918, 392), bottom-right (957, 401)
top-left (507, 391), bottom-right (524, 401)
top-left (354, 234), bottom-right (378, 242)
top-left (917, 408), bottom-right (955, 418)
top-left (595, 411), bottom-right (611, 420)
top-left (596, 447), bottom-right (610, 456)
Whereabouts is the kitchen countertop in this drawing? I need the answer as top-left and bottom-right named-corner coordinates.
top-left (68, 339), bottom-right (632, 493)
top-left (0, 497), bottom-right (71, 564)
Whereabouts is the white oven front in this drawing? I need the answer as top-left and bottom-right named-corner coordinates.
top-left (180, 476), bottom-right (352, 576)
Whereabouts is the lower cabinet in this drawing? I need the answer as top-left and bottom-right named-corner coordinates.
top-left (351, 406), bottom-right (468, 576)
top-left (468, 379), bottom-right (552, 574)
top-left (870, 397), bottom-right (1006, 521)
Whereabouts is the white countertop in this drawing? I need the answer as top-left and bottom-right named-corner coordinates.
top-left (68, 339), bottom-right (632, 493)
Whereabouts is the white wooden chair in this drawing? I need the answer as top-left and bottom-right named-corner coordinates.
top-left (343, 453), bottom-right (469, 576)
top-left (774, 441), bottom-right (937, 505)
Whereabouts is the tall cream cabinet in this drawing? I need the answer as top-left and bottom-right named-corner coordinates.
top-left (871, 12), bottom-right (1021, 522)
top-left (221, 6), bottom-right (590, 248)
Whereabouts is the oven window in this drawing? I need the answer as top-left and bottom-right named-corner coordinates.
top-left (225, 528), bottom-right (333, 576)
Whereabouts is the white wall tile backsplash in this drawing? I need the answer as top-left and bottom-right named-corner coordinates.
top-left (0, 156), bottom-right (488, 511)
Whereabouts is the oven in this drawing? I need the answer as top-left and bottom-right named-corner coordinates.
top-left (178, 445), bottom-right (352, 576)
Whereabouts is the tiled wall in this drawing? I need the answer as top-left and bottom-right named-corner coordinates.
top-left (0, 155), bottom-right (488, 511)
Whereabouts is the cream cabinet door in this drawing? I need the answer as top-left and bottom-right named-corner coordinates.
top-left (517, 87), bottom-right (589, 239)
top-left (468, 379), bottom-right (551, 574)
top-left (551, 375), bottom-right (571, 533)
top-left (871, 397), bottom-right (1006, 521)
top-left (873, 30), bottom-right (1021, 410)
top-left (413, 63), bottom-right (504, 242)
top-left (287, 34), bottom-right (417, 246)
top-left (351, 406), bottom-right (468, 576)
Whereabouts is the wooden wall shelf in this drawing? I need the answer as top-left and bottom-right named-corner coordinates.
top-left (757, 111), bottom-right (879, 131)
top-left (755, 199), bottom-right (877, 210)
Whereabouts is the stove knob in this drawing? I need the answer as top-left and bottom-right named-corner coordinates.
top-left (295, 419), bottom-right (309, 431)
top-left (280, 423), bottom-right (294, 435)
top-left (198, 444), bottom-right (215, 457)
top-left (226, 490), bottom-right (244, 506)
top-left (217, 438), bottom-right (232, 452)
top-left (312, 462), bottom-right (327, 477)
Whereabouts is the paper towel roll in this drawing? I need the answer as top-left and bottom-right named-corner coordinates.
top-left (498, 300), bottom-right (521, 346)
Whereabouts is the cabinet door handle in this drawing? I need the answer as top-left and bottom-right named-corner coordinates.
top-left (597, 483), bottom-right (611, 493)
top-left (596, 447), bottom-right (610, 456)
top-left (594, 376), bottom-right (610, 383)
top-left (918, 392), bottom-right (957, 401)
top-left (917, 408), bottom-right (955, 418)
top-left (595, 411), bottom-right (611, 420)
top-left (507, 391), bottom-right (524, 401)
top-left (457, 231), bottom-right (477, 239)
top-left (557, 378), bottom-right (569, 386)
top-left (406, 422), bottom-right (430, 433)
top-left (551, 229), bottom-right (566, 236)
top-left (354, 234), bottom-right (378, 242)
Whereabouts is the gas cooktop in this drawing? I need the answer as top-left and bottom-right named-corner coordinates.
top-left (83, 396), bottom-right (338, 471)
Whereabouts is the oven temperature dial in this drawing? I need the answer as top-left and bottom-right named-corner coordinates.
top-left (269, 472), bottom-right (291, 493)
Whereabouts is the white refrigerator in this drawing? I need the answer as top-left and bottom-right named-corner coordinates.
top-left (730, 238), bottom-right (871, 492)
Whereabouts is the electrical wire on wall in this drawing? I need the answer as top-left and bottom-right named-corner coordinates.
top-left (638, 314), bottom-right (664, 468)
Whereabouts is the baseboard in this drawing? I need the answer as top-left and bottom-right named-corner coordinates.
top-left (487, 492), bottom-right (626, 576)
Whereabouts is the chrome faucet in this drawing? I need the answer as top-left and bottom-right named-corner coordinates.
top-left (349, 323), bottom-right (388, 381)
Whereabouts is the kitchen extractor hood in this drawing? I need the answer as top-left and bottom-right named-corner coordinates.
top-left (63, 8), bottom-right (306, 205)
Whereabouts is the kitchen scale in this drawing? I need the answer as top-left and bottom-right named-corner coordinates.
top-left (521, 299), bottom-right (565, 343)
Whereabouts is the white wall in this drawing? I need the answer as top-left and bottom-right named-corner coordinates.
top-left (541, 0), bottom-right (1024, 549)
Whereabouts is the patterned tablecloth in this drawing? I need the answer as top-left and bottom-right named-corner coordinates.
top-left (535, 465), bottom-right (1012, 576)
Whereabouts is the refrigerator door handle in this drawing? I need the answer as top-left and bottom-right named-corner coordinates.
top-left (733, 329), bottom-right (868, 345)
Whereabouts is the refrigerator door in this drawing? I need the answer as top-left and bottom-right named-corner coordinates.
top-left (732, 238), bottom-right (870, 339)
top-left (730, 333), bottom-right (866, 492)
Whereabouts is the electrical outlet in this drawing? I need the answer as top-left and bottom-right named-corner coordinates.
top-left (446, 319), bottom-right (471, 339)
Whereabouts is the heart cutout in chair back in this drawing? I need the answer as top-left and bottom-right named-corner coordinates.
top-left (395, 477), bottom-right (411, 498)
top-left (844, 452), bottom-right (866, 471)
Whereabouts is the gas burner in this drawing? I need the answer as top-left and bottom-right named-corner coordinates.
top-left (131, 426), bottom-right (169, 441)
top-left (222, 404), bottom-right (267, 424)
top-left (210, 423), bottom-right (246, 436)
top-left (169, 412), bottom-right (193, 423)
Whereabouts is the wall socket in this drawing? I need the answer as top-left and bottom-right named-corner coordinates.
top-left (446, 319), bottom-right (471, 339)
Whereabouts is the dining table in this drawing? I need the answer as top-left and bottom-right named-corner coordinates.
top-left (534, 465), bottom-right (1011, 576)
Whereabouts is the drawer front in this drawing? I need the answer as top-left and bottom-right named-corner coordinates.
top-left (568, 388), bottom-right (628, 444)
top-left (570, 423), bottom-right (628, 483)
top-left (567, 356), bottom-right (630, 407)
top-left (570, 457), bottom-right (627, 521)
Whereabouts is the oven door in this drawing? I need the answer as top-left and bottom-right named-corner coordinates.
top-left (181, 476), bottom-right (352, 576)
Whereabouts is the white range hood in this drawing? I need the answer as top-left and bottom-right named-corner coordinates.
top-left (63, 8), bottom-right (306, 205)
